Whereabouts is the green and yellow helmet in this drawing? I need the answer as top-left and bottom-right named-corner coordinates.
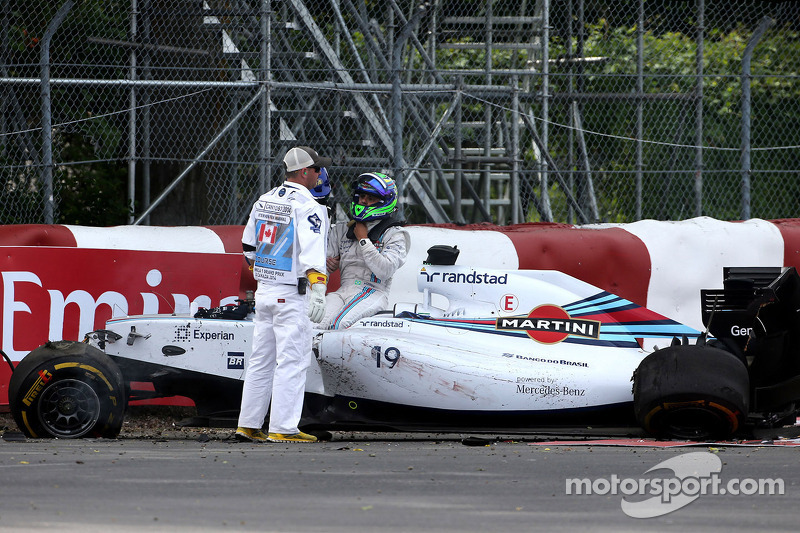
top-left (350, 172), bottom-right (398, 222)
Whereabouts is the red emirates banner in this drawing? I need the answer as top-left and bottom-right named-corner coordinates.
top-left (0, 246), bottom-right (243, 404)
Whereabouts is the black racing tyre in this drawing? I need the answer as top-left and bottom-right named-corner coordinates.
top-left (633, 344), bottom-right (749, 440)
top-left (8, 341), bottom-right (127, 439)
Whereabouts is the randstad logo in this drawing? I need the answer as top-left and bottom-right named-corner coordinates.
top-left (419, 268), bottom-right (508, 285)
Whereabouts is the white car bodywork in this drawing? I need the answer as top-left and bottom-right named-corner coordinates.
top-left (91, 262), bottom-right (698, 430)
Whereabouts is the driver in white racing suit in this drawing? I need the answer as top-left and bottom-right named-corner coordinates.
top-left (320, 172), bottom-right (410, 330)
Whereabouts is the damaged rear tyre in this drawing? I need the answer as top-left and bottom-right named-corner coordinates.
top-left (633, 344), bottom-right (749, 440)
top-left (9, 341), bottom-right (127, 439)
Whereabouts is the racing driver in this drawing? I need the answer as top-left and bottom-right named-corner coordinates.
top-left (320, 172), bottom-right (410, 330)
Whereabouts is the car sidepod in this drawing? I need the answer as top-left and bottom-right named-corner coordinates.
top-left (313, 315), bottom-right (650, 431)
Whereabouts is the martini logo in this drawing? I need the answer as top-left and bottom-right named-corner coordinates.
top-left (496, 305), bottom-right (601, 344)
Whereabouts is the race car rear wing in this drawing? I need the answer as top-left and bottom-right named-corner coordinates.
top-left (701, 267), bottom-right (789, 342)
top-left (702, 266), bottom-right (800, 412)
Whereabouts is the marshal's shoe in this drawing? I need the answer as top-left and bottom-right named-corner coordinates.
top-left (266, 431), bottom-right (318, 443)
top-left (235, 427), bottom-right (268, 443)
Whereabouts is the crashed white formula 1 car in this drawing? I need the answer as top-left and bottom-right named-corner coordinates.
top-left (8, 246), bottom-right (800, 440)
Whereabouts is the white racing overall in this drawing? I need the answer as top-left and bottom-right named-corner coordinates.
top-left (320, 220), bottom-right (410, 330)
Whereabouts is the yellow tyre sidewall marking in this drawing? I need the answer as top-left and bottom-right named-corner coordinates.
top-left (54, 362), bottom-right (114, 391)
top-left (21, 411), bottom-right (38, 438)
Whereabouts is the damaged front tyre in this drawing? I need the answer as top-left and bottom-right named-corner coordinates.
top-left (9, 341), bottom-right (127, 439)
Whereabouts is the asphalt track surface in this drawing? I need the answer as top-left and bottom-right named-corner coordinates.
top-left (0, 430), bottom-right (798, 532)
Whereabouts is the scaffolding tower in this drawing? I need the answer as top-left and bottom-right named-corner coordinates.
top-left (137, 0), bottom-right (562, 225)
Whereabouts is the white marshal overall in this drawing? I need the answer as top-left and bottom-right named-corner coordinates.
top-left (238, 182), bottom-right (328, 434)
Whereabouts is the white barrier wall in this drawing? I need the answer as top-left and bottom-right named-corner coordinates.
top-left (586, 218), bottom-right (788, 330)
top-left (2, 217), bottom-right (799, 405)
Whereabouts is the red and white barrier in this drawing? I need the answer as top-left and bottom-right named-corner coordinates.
top-left (2, 218), bottom-right (799, 406)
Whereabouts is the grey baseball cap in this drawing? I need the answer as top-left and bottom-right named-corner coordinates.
top-left (283, 146), bottom-right (333, 172)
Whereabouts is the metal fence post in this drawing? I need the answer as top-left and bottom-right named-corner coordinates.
top-left (694, 0), bottom-right (704, 217)
top-left (541, 0), bottom-right (550, 223)
top-left (454, 77), bottom-right (463, 222)
top-left (260, 0), bottom-right (270, 196)
top-left (511, 74), bottom-right (520, 224)
top-left (392, 5), bottom-right (427, 219)
top-left (127, 0), bottom-right (138, 224)
top-left (39, 0), bottom-right (75, 224)
top-left (740, 16), bottom-right (774, 220)
top-left (635, 0), bottom-right (643, 221)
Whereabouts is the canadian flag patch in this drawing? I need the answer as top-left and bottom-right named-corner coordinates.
top-left (258, 223), bottom-right (278, 244)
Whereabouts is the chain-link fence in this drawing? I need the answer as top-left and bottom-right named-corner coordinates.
top-left (1, 0), bottom-right (799, 226)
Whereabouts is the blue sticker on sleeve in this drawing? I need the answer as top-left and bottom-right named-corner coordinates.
top-left (308, 213), bottom-right (322, 234)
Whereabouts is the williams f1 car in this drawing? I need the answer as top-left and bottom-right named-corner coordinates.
top-left (8, 246), bottom-right (800, 440)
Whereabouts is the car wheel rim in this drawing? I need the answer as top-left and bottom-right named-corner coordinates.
top-left (37, 379), bottom-right (101, 438)
top-left (660, 407), bottom-right (727, 440)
